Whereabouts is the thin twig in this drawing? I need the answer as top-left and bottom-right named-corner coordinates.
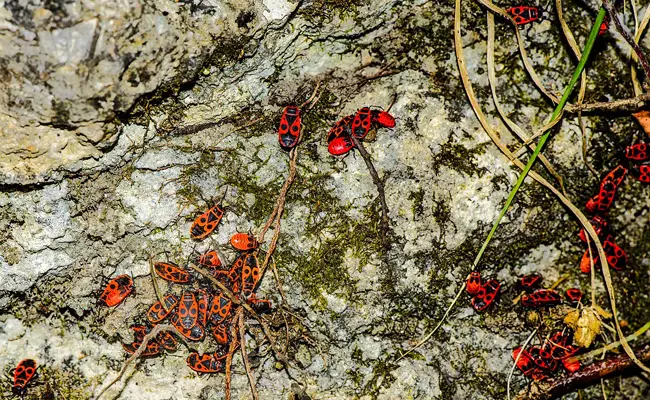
top-left (149, 256), bottom-right (167, 312)
top-left (567, 93), bottom-right (650, 113)
top-left (602, 0), bottom-right (650, 81)
top-left (225, 309), bottom-right (242, 400)
top-left (349, 136), bottom-right (391, 250)
top-left (239, 311), bottom-right (259, 400)
top-left (507, 329), bottom-right (538, 400)
top-left (93, 324), bottom-right (178, 400)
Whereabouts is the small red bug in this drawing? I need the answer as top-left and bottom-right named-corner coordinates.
top-left (579, 248), bottom-right (597, 273)
top-left (603, 235), bottom-right (627, 270)
top-left (178, 291), bottom-right (199, 330)
top-left (187, 352), bottom-right (227, 374)
top-left (625, 142), bottom-right (649, 161)
top-left (471, 279), bottom-right (500, 311)
top-left (585, 182), bottom-right (615, 213)
top-left (327, 115), bottom-right (354, 143)
top-left (100, 274), bottom-right (134, 307)
top-left (371, 110), bottom-right (396, 128)
top-left (278, 106), bottom-right (302, 149)
top-left (565, 288), bottom-right (583, 305)
top-left (190, 203), bottom-right (224, 240)
top-left (146, 293), bottom-right (179, 324)
top-left (328, 136), bottom-right (356, 156)
top-left (198, 250), bottom-right (222, 268)
top-left (529, 346), bottom-right (558, 371)
top-left (12, 359), bottom-right (37, 397)
top-left (154, 262), bottom-right (191, 284)
top-left (208, 293), bottom-right (232, 325)
top-left (465, 271), bottom-right (481, 295)
top-left (598, 14), bottom-right (610, 36)
top-left (562, 357), bottom-right (581, 373)
top-left (242, 252), bottom-right (261, 297)
top-left (603, 165), bottom-right (628, 187)
top-left (551, 343), bottom-right (579, 360)
top-left (351, 107), bottom-right (373, 139)
top-left (131, 325), bottom-right (151, 342)
top-left (517, 274), bottom-right (543, 292)
top-left (521, 289), bottom-right (562, 308)
top-left (506, 6), bottom-right (540, 25)
top-left (230, 232), bottom-right (259, 251)
top-left (579, 216), bottom-right (608, 243)
top-left (122, 341), bottom-right (161, 357)
top-left (212, 324), bottom-right (230, 345)
top-left (169, 312), bottom-right (205, 341)
top-left (512, 347), bottom-right (536, 377)
top-left (630, 163), bottom-right (650, 183)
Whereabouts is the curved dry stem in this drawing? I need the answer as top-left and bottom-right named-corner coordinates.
top-left (486, 13), bottom-right (566, 193)
top-left (631, 5), bottom-right (650, 95)
top-left (476, 0), bottom-right (561, 104)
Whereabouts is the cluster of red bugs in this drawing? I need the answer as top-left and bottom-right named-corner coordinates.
top-left (98, 202), bottom-right (271, 374)
top-left (513, 330), bottom-right (581, 381)
top-left (506, 5), bottom-right (609, 36)
top-left (513, 274), bottom-right (584, 379)
top-left (465, 271), bottom-right (501, 311)
top-left (277, 105), bottom-right (396, 155)
top-left (577, 141), bottom-right (650, 273)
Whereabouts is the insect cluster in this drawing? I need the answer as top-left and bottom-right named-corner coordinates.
top-left (99, 203), bottom-right (271, 374)
top-left (277, 105), bottom-right (396, 155)
top-left (465, 271), bottom-right (501, 311)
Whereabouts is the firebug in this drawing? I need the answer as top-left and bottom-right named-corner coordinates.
top-left (465, 271), bottom-right (481, 295)
top-left (198, 250), bottom-right (222, 268)
top-left (154, 262), bottom-right (191, 284)
top-left (122, 341), bottom-right (161, 357)
top-left (242, 252), bottom-right (261, 297)
top-left (230, 232), bottom-right (259, 251)
top-left (625, 142), bottom-right (649, 161)
top-left (506, 6), bottom-right (539, 25)
top-left (579, 216), bottom-right (608, 243)
top-left (100, 274), bottom-right (134, 307)
top-left (565, 288), bottom-right (583, 305)
top-left (630, 163), bottom-right (650, 183)
top-left (471, 279), bottom-right (500, 311)
top-left (351, 107), bottom-right (373, 139)
top-left (208, 293), bottom-right (232, 325)
top-left (12, 359), bottom-right (37, 397)
top-left (603, 235), bottom-right (627, 270)
top-left (517, 274), bottom-right (543, 292)
top-left (327, 115), bottom-right (353, 143)
top-left (521, 289), bottom-right (562, 308)
top-left (190, 203), bottom-right (224, 240)
top-left (278, 106), bottom-right (302, 149)
top-left (170, 312), bottom-right (205, 341)
top-left (186, 352), bottom-right (227, 374)
top-left (178, 291), bottom-right (199, 330)
top-left (371, 110), bottom-right (396, 128)
top-left (212, 324), bottom-right (230, 345)
top-left (328, 136), bottom-right (355, 156)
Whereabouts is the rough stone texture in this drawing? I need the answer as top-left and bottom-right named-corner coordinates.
top-left (1, 0), bottom-right (650, 399)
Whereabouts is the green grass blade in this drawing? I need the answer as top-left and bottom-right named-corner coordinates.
top-left (472, 7), bottom-right (608, 269)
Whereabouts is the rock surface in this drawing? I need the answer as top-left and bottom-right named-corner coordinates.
top-left (1, 0), bottom-right (650, 399)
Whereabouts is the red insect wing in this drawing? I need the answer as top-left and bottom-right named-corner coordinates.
top-left (351, 107), bottom-right (373, 139)
top-left (131, 325), bottom-right (151, 342)
top-left (230, 233), bottom-right (260, 251)
top-left (100, 275), bottom-right (134, 307)
top-left (328, 136), bottom-right (356, 156)
top-left (603, 236), bottom-right (627, 270)
top-left (465, 271), bottom-right (481, 295)
top-left (372, 110), bottom-right (396, 128)
top-left (212, 324), bottom-right (230, 345)
top-left (631, 164), bottom-right (650, 183)
top-left (190, 204), bottom-right (224, 240)
top-left (562, 357), bottom-right (581, 372)
top-left (603, 165), bottom-right (627, 188)
top-left (512, 348), bottom-right (536, 376)
top-left (169, 312), bottom-right (205, 341)
top-left (198, 250), bottom-right (222, 268)
top-left (178, 291), bottom-right (199, 329)
top-left (242, 253), bottom-right (261, 297)
top-left (518, 274), bottom-right (543, 292)
top-left (208, 293), bottom-right (232, 325)
top-left (551, 343), bottom-right (579, 360)
top-left (625, 143), bottom-right (649, 161)
top-left (278, 106), bottom-right (301, 149)
top-left (13, 359), bottom-right (37, 394)
top-left (327, 115), bottom-right (353, 143)
top-left (580, 248), bottom-right (598, 273)
top-left (154, 262), bottom-right (191, 284)
top-left (146, 293), bottom-right (179, 323)
top-left (565, 288), bottom-right (582, 304)
top-left (196, 289), bottom-right (209, 327)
